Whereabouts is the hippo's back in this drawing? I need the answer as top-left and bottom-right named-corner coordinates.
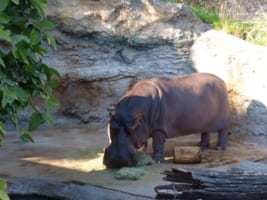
top-left (149, 73), bottom-right (230, 137)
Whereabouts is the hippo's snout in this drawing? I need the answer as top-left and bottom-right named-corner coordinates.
top-left (103, 146), bottom-right (137, 169)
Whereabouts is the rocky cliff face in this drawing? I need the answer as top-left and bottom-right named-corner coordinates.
top-left (43, 0), bottom-right (267, 137)
top-left (45, 0), bottom-right (209, 126)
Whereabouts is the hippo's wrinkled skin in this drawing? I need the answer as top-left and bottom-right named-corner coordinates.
top-left (103, 73), bottom-right (230, 168)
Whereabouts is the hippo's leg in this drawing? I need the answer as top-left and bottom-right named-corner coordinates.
top-left (200, 132), bottom-right (210, 150)
top-left (216, 129), bottom-right (227, 150)
top-left (152, 131), bottom-right (166, 163)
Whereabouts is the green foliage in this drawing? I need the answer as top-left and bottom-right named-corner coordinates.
top-left (0, 0), bottom-right (59, 143)
top-left (190, 4), bottom-right (267, 46)
top-left (0, 178), bottom-right (9, 200)
top-left (191, 5), bottom-right (222, 28)
top-left (221, 18), bottom-right (267, 46)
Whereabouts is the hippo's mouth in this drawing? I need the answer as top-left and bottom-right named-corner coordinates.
top-left (133, 141), bottom-right (146, 150)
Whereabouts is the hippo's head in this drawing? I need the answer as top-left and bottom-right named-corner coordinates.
top-left (103, 105), bottom-right (150, 168)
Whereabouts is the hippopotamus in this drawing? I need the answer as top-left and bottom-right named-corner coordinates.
top-left (103, 73), bottom-right (230, 168)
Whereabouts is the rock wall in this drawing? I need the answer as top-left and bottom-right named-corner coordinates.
top-left (44, 0), bottom-right (209, 126)
top-left (191, 30), bottom-right (267, 136)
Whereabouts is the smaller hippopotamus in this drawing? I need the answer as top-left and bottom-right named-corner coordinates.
top-left (103, 73), bottom-right (230, 168)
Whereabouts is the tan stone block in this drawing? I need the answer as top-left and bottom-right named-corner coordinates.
top-left (174, 146), bottom-right (201, 164)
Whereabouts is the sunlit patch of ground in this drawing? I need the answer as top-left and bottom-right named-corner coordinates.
top-left (22, 152), bottom-right (106, 173)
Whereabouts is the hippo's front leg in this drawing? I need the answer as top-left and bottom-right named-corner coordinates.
top-left (200, 132), bottom-right (210, 150)
top-left (152, 131), bottom-right (166, 163)
top-left (216, 129), bottom-right (228, 150)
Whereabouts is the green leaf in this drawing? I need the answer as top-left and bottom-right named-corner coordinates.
top-left (0, 56), bottom-right (5, 67)
top-left (2, 79), bottom-right (16, 86)
top-left (30, 29), bottom-right (41, 45)
top-left (42, 111), bottom-right (53, 125)
top-left (12, 34), bottom-right (31, 45)
top-left (0, 179), bottom-right (7, 191)
top-left (11, 48), bottom-right (19, 59)
top-left (15, 87), bottom-right (28, 102)
top-left (0, 12), bottom-right (10, 24)
top-left (11, 0), bottom-right (19, 4)
top-left (1, 87), bottom-right (17, 107)
top-left (10, 112), bottom-right (18, 128)
top-left (46, 96), bottom-right (59, 111)
top-left (20, 131), bottom-right (34, 143)
top-left (49, 78), bottom-right (60, 90)
top-left (0, 179), bottom-right (9, 200)
top-left (0, 28), bottom-right (11, 43)
top-left (34, 46), bottom-right (47, 56)
top-left (0, 122), bottom-right (6, 138)
top-left (29, 51), bottom-right (41, 62)
top-left (0, 0), bottom-right (9, 12)
top-left (28, 112), bottom-right (44, 131)
top-left (46, 33), bottom-right (56, 49)
top-left (30, 0), bottom-right (47, 16)
top-left (35, 20), bottom-right (55, 31)
top-left (17, 48), bottom-right (29, 64)
top-left (0, 191), bottom-right (10, 200)
top-left (43, 64), bottom-right (60, 78)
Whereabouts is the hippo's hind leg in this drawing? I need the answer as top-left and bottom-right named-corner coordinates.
top-left (200, 132), bottom-right (210, 150)
top-left (152, 131), bottom-right (166, 163)
top-left (216, 129), bottom-right (228, 150)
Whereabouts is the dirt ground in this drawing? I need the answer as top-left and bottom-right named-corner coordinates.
top-left (1, 127), bottom-right (267, 197)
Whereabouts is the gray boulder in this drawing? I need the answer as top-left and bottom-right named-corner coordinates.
top-left (191, 30), bottom-right (267, 136)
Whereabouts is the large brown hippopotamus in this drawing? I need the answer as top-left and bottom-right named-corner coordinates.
top-left (103, 73), bottom-right (230, 168)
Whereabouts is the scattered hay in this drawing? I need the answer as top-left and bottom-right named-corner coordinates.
top-left (114, 167), bottom-right (145, 180)
top-left (136, 152), bottom-right (154, 167)
top-left (114, 152), bottom-right (154, 180)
